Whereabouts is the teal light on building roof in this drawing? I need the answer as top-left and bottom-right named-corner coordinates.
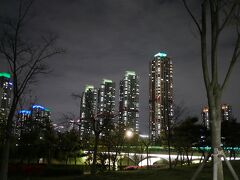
top-left (0, 72), bottom-right (11, 78)
top-left (126, 71), bottom-right (136, 76)
top-left (85, 85), bottom-right (94, 92)
top-left (154, 52), bottom-right (167, 58)
top-left (103, 79), bottom-right (113, 84)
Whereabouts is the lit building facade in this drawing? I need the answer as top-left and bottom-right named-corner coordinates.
top-left (0, 72), bottom-right (12, 125)
top-left (16, 105), bottom-right (51, 138)
top-left (221, 104), bottom-right (232, 121)
top-left (16, 110), bottom-right (31, 137)
top-left (149, 52), bottom-right (173, 143)
top-left (97, 79), bottom-right (115, 134)
top-left (119, 71), bottom-right (139, 133)
top-left (202, 104), bottom-right (232, 129)
top-left (80, 85), bottom-right (97, 140)
top-left (202, 106), bottom-right (210, 129)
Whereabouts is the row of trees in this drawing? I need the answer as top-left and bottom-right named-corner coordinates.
top-left (2, 104), bottom-right (240, 174)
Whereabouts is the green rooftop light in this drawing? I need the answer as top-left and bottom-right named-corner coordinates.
top-left (103, 79), bottom-right (113, 84)
top-left (125, 71), bottom-right (136, 76)
top-left (0, 72), bottom-right (11, 78)
top-left (154, 52), bottom-right (167, 58)
top-left (45, 108), bottom-right (50, 112)
top-left (85, 85), bottom-right (94, 92)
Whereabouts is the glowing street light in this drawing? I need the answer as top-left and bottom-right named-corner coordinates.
top-left (125, 129), bottom-right (134, 166)
top-left (125, 129), bottom-right (133, 139)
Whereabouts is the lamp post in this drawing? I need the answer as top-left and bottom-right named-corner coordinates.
top-left (125, 129), bottom-right (133, 166)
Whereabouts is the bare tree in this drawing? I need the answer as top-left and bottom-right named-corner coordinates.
top-left (90, 110), bottom-right (115, 174)
top-left (0, 1), bottom-right (64, 179)
top-left (161, 103), bottom-right (186, 169)
top-left (182, 1), bottom-right (240, 180)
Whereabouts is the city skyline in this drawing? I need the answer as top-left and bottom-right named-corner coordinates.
top-left (1, 0), bottom-right (240, 134)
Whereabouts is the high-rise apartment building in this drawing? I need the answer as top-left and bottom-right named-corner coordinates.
top-left (0, 72), bottom-right (12, 125)
top-left (202, 106), bottom-right (210, 129)
top-left (80, 85), bottom-right (97, 140)
top-left (119, 71), bottom-right (139, 133)
top-left (221, 104), bottom-right (232, 121)
top-left (149, 52), bottom-right (173, 143)
top-left (16, 105), bottom-right (51, 138)
top-left (97, 79), bottom-right (115, 134)
top-left (201, 104), bottom-right (232, 129)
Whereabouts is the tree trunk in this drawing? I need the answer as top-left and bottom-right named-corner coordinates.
top-left (174, 153), bottom-right (179, 168)
top-left (107, 147), bottom-right (111, 171)
top-left (146, 146), bottom-right (149, 169)
top-left (0, 140), bottom-right (10, 180)
top-left (167, 135), bottom-right (172, 169)
top-left (112, 158), bottom-right (116, 171)
top-left (185, 149), bottom-right (190, 166)
top-left (91, 133), bottom-right (99, 175)
top-left (0, 101), bottom-right (17, 180)
top-left (48, 149), bottom-right (51, 165)
top-left (209, 94), bottom-right (223, 180)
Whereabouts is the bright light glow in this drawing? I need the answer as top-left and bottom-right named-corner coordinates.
top-left (0, 72), bottom-right (11, 78)
top-left (154, 52), bottom-right (167, 58)
top-left (125, 71), bottom-right (136, 76)
top-left (32, 105), bottom-right (45, 110)
top-left (85, 85), bottom-right (94, 92)
top-left (125, 130), bottom-right (133, 138)
top-left (139, 134), bottom-right (149, 138)
top-left (19, 110), bottom-right (31, 115)
top-left (103, 79), bottom-right (113, 83)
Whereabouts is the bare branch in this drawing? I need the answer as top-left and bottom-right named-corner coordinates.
top-left (71, 93), bottom-right (81, 100)
top-left (219, 3), bottom-right (236, 33)
top-left (221, 33), bottom-right (240, 91)
top-left (182, 0), bottom-right (202, 34)
top-left (18, 0), bottom-right (35, 25)
top-left (201, 0), bottom-right (211, 89)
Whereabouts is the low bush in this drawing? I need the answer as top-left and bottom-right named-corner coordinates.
top-left (9, 164), bottom-right (84, 177)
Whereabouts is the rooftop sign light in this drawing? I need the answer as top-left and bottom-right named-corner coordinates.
top-left (0, 72), bottom-right (11, 78)
top-left (32, 105), bottom-right (45, 110)
top-left (125, 71), bottom-right (136, 76)
top-left (154, 52), bottom-right (167, 58)
top-left (103, 79), bottom-right (113, 83)
top-left (85, 85), bottom-right (94, 92)
top-left (45, 108), bottom-right (50, 112)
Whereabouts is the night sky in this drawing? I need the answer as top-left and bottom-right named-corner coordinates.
top-left (1, 0), bottom-right (239, 134)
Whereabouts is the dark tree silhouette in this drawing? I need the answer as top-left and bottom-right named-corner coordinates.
top-left (0, 1), bottom-right (64, 179)
top-left (172, 117), bottom-right (201, 166)
top-left (160, 103), bottom-right (187, 169)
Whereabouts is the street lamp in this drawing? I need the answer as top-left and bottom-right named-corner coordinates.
top-left (125, 129), bottom-right (134, 166)
top-left (126, 129), bottom-right (133, 139)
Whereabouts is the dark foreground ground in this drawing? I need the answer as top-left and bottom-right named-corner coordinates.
top-left (10, 161), bottom-right (240, 180)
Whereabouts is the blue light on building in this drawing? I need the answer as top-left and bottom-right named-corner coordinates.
top-left (19, 110), bottom-right (31, 115)
top-left (32, 105), bottom-right (45, 110)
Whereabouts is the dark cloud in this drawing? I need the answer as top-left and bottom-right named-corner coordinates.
top-left (1, 0), bottom-right (239, 134)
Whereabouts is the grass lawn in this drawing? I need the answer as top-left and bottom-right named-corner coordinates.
top-left (10, 161), bottom-right (240, 180)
